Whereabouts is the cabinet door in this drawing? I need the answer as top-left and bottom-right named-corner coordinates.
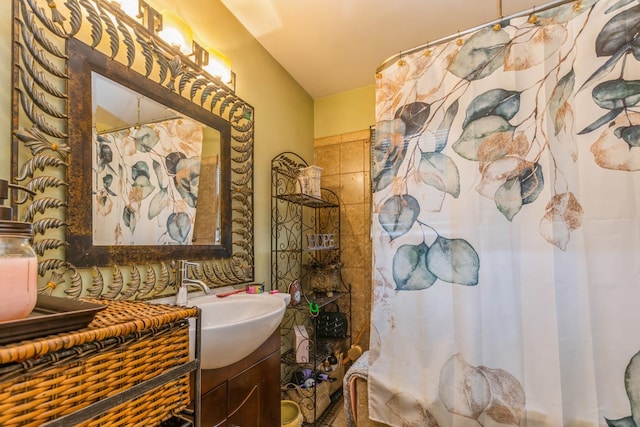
top-left (227, 350), bottom-right (280, 426)
top-left (201, 382), bottom-right (227, 427)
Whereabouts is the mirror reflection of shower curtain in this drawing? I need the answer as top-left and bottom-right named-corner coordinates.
top-left (369, 0), bottom-right (640, 425)
top-left (92, 118), bottom-right (205, 246)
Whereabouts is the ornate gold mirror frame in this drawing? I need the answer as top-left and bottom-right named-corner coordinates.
top-left (11, 0), bottom-right (255, 299)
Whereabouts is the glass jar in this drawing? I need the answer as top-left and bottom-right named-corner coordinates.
top-left (0, 221), bottom-right (38, 322)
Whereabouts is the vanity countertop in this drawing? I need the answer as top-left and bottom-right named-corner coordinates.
top-left (0, 298), bottom-right (198, 365)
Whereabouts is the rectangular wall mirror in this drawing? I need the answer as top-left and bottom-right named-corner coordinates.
top-left (11, 0), bottom-right (255, 298)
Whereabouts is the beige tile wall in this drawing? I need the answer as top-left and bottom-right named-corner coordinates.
top-left (314, 129), bottom-right (372, 351)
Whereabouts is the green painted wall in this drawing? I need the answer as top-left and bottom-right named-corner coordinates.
top-left (0, 1), bottom-right (314, 285)
top-left (314, 85), bottom-right (375, 138)
top-left (0, 1), bottom-right (11, 179)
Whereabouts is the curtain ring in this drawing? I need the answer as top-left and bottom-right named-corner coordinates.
top-left (529, 5), bottom-right (538, 24)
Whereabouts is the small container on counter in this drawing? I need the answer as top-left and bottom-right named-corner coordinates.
top-left (0, 179), bottom-right (37, 322)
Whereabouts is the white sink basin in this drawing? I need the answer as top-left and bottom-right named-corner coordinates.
top-left (187, 292), bottom-right (290, 369)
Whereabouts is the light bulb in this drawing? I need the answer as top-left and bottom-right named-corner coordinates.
top-left (158, 10), bottom-right (193, 55)
top-left (204, 48), bottom-right (232, 83)
top-left (111, 0), bottom-right (139, 19)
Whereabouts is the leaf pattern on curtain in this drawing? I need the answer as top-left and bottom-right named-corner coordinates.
top-left (385, 392), bottom-right (441, 426)
top-left (439, 353), bottom-right (525, 426)
top-left (606, 351), bottom-right (640, 427)
top-left (376, 0), bottom-right (640, 298)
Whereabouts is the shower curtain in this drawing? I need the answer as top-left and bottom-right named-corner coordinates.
top-left (369, 0), bottom-right (640, 425)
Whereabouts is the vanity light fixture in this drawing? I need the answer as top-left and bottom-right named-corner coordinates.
top-left (111, 0), bottom-right (162, 33)
top-left (139, 1), bottom-right (163, 33)
top-left (109, 0), bottom-right (235, 91)
top-left (189, 45), bottom-right (233, 85)
top-left (157, 11), bottom-right (235, 88)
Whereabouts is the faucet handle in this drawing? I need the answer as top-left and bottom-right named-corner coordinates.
top-left (178, 260), bottom-right (201, 282)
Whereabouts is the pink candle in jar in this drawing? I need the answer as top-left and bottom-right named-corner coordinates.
top-left (0, 256), bottom-right (38, 321)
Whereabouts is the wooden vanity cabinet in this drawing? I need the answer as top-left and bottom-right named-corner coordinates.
top-left (196, 328), bottom-right (281, 426)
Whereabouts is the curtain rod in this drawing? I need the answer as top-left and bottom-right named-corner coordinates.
top-left (376, 0), bottom-right (577, 73)
top-left (95, 116), bottom-right (182, 135)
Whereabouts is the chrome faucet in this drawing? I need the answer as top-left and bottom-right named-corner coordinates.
top-left (176, 260), bottom-right (211, 306)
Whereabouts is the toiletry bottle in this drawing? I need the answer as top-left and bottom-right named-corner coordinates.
top-left (0, 179), bottom-right (38, 322)
top-left (288, 280), bottom-right (301, 306)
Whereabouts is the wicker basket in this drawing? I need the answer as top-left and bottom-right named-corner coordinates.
top-left (306, 264), bottom-right (342, 294)
top-left (0, 299), bottom-right (198, 427)
top-left (283, 381), bottom-right (331, 424)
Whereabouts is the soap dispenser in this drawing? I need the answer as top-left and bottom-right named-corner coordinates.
top-left (0, 179), bottom-right (38, 322)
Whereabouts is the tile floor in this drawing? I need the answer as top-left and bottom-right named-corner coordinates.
top-left (314, 396), bottom-right (346, 427)
top-left (330, 404), bottom-right (346, 426)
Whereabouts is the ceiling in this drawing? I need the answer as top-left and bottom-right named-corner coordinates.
top-left (221, 0), bottom-right (541, 99)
